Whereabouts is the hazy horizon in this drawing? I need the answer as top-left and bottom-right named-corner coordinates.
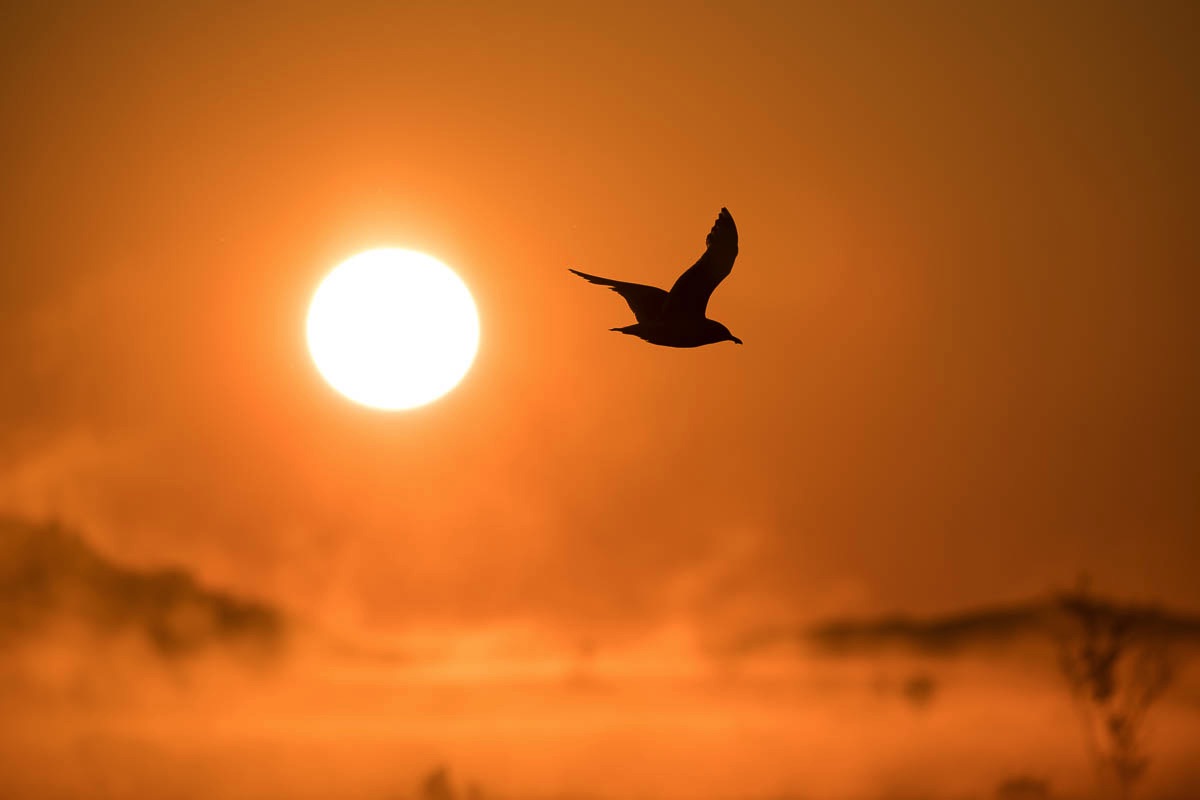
top-left (4, 514), bottom-right (1200, 800)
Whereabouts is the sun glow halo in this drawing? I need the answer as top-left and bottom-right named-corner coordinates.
top-left (306, 249), bottom-right (480, 410)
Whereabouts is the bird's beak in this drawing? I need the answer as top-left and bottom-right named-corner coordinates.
top-left (732, 337), bottom-right (743, 345)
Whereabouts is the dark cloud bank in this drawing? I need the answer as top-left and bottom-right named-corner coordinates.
top-left (0, 516), bottom-right (285, 664)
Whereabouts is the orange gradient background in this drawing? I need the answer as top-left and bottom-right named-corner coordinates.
top-left (1, 3), bottom-right (1198, 799)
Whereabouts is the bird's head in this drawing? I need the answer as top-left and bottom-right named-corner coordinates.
top-left (708, 320), bottom-right (742, 345)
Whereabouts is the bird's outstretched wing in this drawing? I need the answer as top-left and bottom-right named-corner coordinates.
top-left (569, 269), bottom-right (668, 323)
top-left (664, 207), bottom-right (738, 319)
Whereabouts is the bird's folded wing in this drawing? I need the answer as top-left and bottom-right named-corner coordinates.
top-left (664, 207), bottom-right (738, 318)
top-left (569, 269), bottom-right (668, 323)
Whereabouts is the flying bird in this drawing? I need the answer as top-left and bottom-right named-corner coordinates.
top-left (570, 207), bottom-right (742, 347)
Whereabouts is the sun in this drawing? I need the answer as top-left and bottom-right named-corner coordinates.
top-left (306, 249), bottom-right (480, 411)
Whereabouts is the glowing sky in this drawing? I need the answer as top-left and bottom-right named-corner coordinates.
top-left (1, 2), bottom-right (1197, 640)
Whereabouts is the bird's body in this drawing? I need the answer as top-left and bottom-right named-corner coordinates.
top-left (570, 207), bottom-right (742, 348)
top-left (608, 318), bottom-right (737, 348)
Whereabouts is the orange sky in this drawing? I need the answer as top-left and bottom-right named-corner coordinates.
top-left (2, 1), bottom-right (1198, 638)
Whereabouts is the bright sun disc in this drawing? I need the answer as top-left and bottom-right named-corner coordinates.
top-left (306, 249), bottom-right (480, 410)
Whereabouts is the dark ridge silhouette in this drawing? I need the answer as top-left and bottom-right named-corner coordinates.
top-left (808, 604), bottom-right (1045, 655)
top-left (0, 516), bottom-right (286, 661)
top-left (733, 596), bottom-right (1200, 657)
top-left (570, 207), bottom-right (743, 347)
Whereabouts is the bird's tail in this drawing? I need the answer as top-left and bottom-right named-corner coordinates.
top-left (568, 268), bottom-right (620, 287)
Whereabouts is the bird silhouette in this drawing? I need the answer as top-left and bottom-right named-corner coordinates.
top-left (570, 207), bottom-right (742, 347)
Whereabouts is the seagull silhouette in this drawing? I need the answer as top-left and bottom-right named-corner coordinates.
top-left (570, 207), bottom-right (742, 347)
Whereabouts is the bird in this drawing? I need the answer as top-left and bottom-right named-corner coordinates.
top-left (569, 207), bottom-right (743, 347)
